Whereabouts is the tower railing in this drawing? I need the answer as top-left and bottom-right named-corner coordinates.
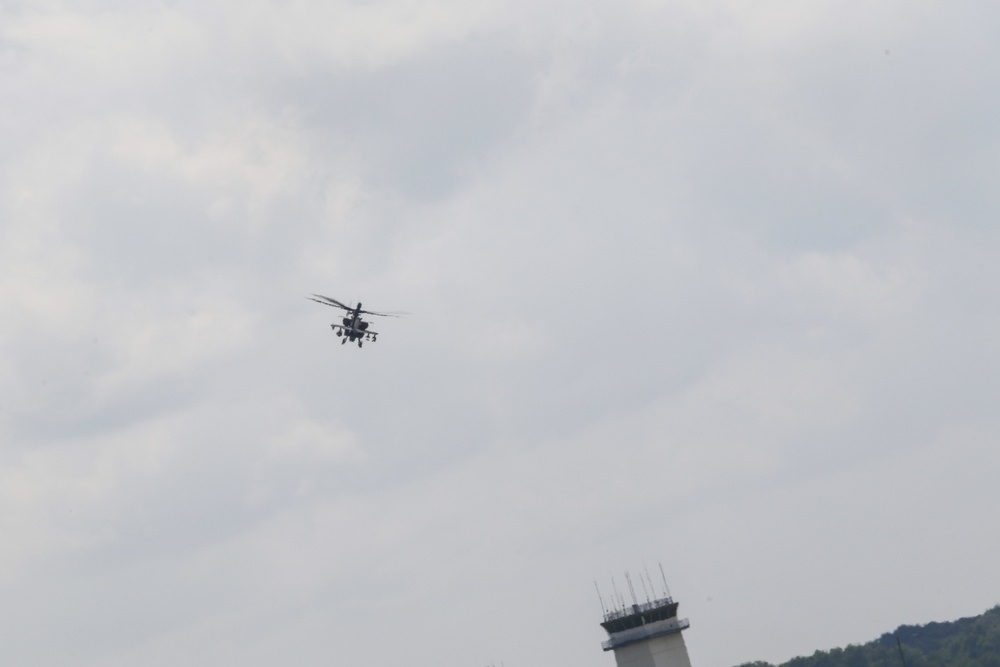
top-left (602, 596), bottom-right (675, 623)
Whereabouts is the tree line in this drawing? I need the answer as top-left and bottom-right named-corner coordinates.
top-left (735, 605), bottom-right (1000, 667)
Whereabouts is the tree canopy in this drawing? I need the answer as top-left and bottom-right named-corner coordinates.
top-left (735, 606), bottom-right (1000, 667)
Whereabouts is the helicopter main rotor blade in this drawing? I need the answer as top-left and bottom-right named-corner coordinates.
top-left (308, 294), bottom-right (353, 311)
top-left (358, 309), bottom-right (409, 318)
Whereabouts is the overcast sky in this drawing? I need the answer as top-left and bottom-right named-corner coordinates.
top-left (2, 1), bottom-right (999, 666)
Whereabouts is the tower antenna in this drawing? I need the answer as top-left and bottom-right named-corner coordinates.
top-left (659, 562), bottom-right (672, 598)
top-left (625, 571), bottom-right (639, 606)
top-left (639, 569), bottom-right (652, 603)
top-left (595, 581), bottom-right (608, 617)
top-left (610, 573), bottom-right (624, 612)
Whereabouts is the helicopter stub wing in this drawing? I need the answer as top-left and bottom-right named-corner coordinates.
top-left (330, 323), bottom-right (378, 336)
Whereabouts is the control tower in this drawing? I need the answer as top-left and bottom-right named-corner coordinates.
top-left (599, 588), bottom-right (692, 667)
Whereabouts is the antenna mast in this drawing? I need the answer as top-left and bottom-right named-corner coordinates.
top-left (595, 581), bottom-right (608, 617)
top-left (659, 562), bottom-right (672, 598)
top-left (639, 570), bottom-right (652, 603)
top-left (611, 574), bottom-right (624, 612)
top-left (644, 563), bottom-right (656, 600)
top-left (625, 571), bottom-right (639, 606)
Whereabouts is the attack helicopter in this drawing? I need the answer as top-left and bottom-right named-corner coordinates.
top-left (307, 294), bottom-right (404, 347)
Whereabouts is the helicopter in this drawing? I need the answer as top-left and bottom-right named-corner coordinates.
top-left (307, 294), bottom-right (404, 347)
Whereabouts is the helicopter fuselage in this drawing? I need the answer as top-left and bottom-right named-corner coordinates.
top-left (331, 303), bottom-right (377, 344)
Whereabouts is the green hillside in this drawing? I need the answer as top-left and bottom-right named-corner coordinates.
top-left (736, 606), bottom-right (1000, 667)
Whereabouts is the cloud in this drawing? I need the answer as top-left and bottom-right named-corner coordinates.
top-left (1, 1), bottom-right (1000, 666)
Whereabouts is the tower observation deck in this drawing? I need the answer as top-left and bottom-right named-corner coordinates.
top-left (599, 593), bottom-right (693, 667)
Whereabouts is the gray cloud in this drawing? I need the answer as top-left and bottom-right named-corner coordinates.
top-left (1, 1), bottom-right (999, 666)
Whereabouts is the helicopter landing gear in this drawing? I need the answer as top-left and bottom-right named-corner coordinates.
top-left (334, 328), bottom-right (342, 337)
top-left (341, 337), bottom-right (347, 344)
top-left (358, 340), bottom-right (363, 348)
